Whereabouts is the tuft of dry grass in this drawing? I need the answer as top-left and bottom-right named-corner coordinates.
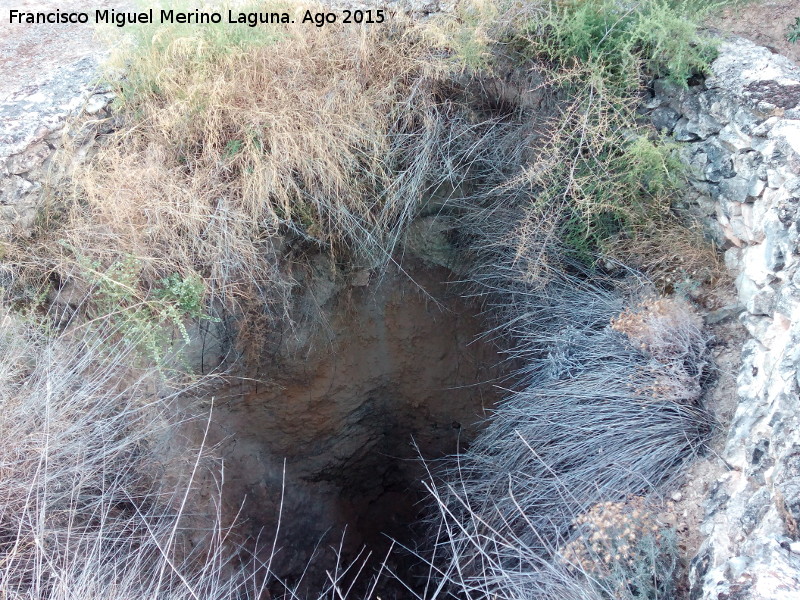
top-left (605, 217), bottom-right (725, 294)
top-left (611, 295), bottom-right (708, 404)
top-left (0, 306), bottom-right (273, 599)
top-left (560, 496), bottom-right (679, 599)
top-left (54, 10), bottom-right (484, 319)
top-left (420, 271), bottom-right (713, 599)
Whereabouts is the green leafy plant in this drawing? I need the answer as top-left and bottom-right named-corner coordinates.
top-left (84, 255), bottom-right (214, 365)
top-left (461, 0), bottom-right (713, 266)
top-left (154, 272), bottom-right (207, 319)
top-left (528, 0), bottom-right (719, 88)
top-left (788, 17), bottom-right (800, 43)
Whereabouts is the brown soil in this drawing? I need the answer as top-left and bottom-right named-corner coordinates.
top-left (179, 257), bottom-right (512, 596)
top-left (710, 0), bottom-right (800, 66)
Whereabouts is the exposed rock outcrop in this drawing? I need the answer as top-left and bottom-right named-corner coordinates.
top-left (0, 10), bottom-right (113, 241)
top-left (0, 86), bottom-right (113, 239)
top-left (648, 37), bottom-right (800, 599)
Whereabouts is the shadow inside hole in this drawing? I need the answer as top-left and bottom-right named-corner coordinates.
top-left (183, 258), bottom-right (514, 597)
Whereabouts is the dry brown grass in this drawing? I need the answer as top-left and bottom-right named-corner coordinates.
top-left (611, 295), bottom-right (708, 405)
top-left (559, 496), bottom-right (679, 599)
top-left (47, 9), bottom-right (474, 319)
top-left (560, 497), bottom-right (667, 576)
top-left (12, 1), bottom-right (723, 326)
top-left (605, 218), bottom-right (725, 295)
top-left (612, 296), bottom-right (703, 358)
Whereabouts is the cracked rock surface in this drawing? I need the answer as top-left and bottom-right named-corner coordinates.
top-left (648, 37), bottom-right (800, 600)
top-left (0, 1), bottom-right (126, 239)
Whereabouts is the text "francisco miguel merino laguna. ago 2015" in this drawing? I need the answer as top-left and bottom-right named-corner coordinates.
top-left (6, 8), bottom-right (341, 28)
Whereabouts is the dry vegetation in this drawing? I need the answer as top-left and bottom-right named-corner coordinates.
top-left (422, 275), bottom-right (713, 600)
top-left (605, 218), bottom-right (724, 294)
top-left (0, 0), bottom-right (733, 598)
top-left (0, 309), bottom-right (263, 599)
top-left (12, 0), bottom-right (725, 319)
top-left (560, 497), bottom-right (679, 598)
top-left (45, 12), bottom-right (499, 321)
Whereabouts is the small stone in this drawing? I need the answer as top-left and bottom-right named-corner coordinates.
top-left (719, 123), bottom-right (753, 151)
top-left (771, 120), bottom-right (800, 155)
top-left (785, 176), bottom-right (800, 196)
top-left (704, 141), bottom-right (735, 182)
top-left (691, 113), bottom-right (724, 138)
top-left (84, 94), bottom-right (109, 115)
top-left (671, 491), bottom-right (683, 502)
top-left (7, 142), bottom-right (51, 175)
top-left (351, 270), bottom-right (370, 287)
top-left (651, 106), bottom-right (680, 133)
top-left (763, 232), bottom-right (788, 272)
top-left (723, 248), bottom-right (742, 275)
top-left (705, 304), bottom-right (745, 324)
top-left (752, 117), bottom-right (780, 137)
top-left (767, 168), bottom-right (787, 188)
top-left (748, 177), bottom-right (766, 198)
top-left (687, 148), bottom-right (709, 179)
top-left (720, 177), bottom-right (752, 203)
top-left (674, 118), bottom-right (700, 142)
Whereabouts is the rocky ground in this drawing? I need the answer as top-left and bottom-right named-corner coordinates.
top-left (712, 0), bottom-right (800, 66)
top-left (0, 0), bottom-right (128, 153)
top-left (0, 1), bottom-right (125, 236)
top-left (646, 37), bottom-right (800, 599)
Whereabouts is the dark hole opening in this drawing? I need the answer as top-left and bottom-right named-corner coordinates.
top-left (184, 258), bottom-right (514, 597)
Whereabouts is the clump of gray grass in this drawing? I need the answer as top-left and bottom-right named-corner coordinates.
top-left (0, 309), bottom-right (268, 599)
top-left (420, 268), bottom-right (713, 599)
top-left (0, 303), bottom-right (407, 600)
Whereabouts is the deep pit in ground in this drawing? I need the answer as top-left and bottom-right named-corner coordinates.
top-left (181, 256), bottom-right (511, 593)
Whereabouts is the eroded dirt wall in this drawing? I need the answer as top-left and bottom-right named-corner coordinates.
top-left (184, 257), bottom-right (510, 589)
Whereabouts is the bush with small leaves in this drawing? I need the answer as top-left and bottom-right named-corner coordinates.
top-left (561, 497), bottom-right (679, 600)
top-left (83, 255), bottom-right (215, 365)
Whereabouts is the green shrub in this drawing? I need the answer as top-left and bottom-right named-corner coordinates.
top-left (455, 0), bottom-right (721, 267)
top-left (551, 127), bottom-right (686, 262)
top-left (155, 272), bottom-right (206, 319)
top-left (534, 0), bottom-right (718, 89)
top-left (530, 0), bottom-right (716, 258)
top-left (788, 17), bottom-right (800, 43)
top-left (84, 255), bottom-right (214, 365)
